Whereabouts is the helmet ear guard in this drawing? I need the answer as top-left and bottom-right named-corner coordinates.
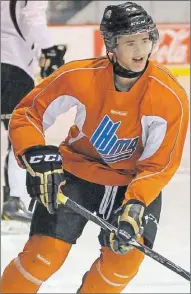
top-left (149, 30), bottom-right (160, 55)
top-left (101, 32), bottom-right (117, 52)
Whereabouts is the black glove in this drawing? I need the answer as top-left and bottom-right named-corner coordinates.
top-left (19, 145), bottom-right (66, 214)
top-left (39, 44), bottom-right (67, 78)
top-left (109, 200), bottom-right (145, 254)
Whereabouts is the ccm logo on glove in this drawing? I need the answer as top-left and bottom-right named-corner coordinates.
top-left (18, 145), bottom-right (65, 214)
top-left (29, 154), bottom-right (62, 163)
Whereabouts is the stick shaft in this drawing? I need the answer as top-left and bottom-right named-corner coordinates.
top-left (58, 193), bottom-right (190, 282)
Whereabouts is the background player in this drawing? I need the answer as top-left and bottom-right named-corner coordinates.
top-left (1, 0), bottom-right (67, 221)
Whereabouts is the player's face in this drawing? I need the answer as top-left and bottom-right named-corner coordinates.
top-left (114, 32), bottom-right (152, 72)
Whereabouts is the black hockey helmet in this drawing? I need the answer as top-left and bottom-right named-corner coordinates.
top-left (100, 2), bottom-right (159, 52)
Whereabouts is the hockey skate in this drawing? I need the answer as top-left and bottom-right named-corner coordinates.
top-left (2, 195), bottom-right (32, 222)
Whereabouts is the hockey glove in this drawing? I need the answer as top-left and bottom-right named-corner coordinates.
top-left (39, 44), bottom-right (67, 78)
top-left (19, 145), bottom-right (66, 214)
top-left (110, 200), bottom-right (145, 254)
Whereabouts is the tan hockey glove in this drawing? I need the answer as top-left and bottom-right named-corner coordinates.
top-left (110, 200), bottom-right (145, 254)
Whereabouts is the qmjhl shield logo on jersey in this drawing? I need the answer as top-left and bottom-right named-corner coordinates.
top-left (90, 115), bottom-right (139, 163)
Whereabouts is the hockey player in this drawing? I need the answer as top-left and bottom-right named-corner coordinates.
top-left (1, 2), bottom-right (189, 293)
top-left (1, 0), bottom-right (67, 221)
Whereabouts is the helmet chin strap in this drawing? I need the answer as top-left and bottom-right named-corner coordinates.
top-left (107, 51), bottom-right (149, 79)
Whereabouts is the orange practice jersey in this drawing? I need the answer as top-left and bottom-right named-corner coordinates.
top-left (9, 57), bottom-right (189, 205)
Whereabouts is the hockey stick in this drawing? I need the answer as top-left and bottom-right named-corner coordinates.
top-left (57, 193), bottom-right (190, 282)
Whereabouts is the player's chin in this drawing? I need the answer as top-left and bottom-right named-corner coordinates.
top-left (131, 62), bottom-right (147, 72)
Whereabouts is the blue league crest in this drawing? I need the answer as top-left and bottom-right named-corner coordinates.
top-left (90, 115), bottom-right (139, 163)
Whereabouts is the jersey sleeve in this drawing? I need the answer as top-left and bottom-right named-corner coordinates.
top-left (21, 1), bottom-right (54, 49)
top-left (125, 85), bottom-right (189, 206)
top-left (9, 65), bottom-right (78, 164)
